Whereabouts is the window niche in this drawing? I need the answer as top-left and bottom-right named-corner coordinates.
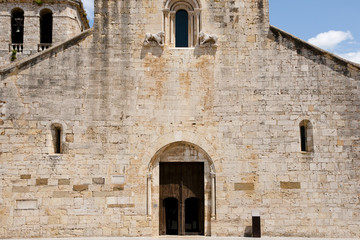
top-left (163, 0), bottom-right (201, 47)
top-left (299, 120), bottom-right (314, 152)
top-left (51, 124), bottom-right (62, 154)
top-left (10, 8), bottom-right (24, 52)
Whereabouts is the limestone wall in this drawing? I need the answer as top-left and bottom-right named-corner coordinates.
top-left (0, 0), bottom-right (360, 238)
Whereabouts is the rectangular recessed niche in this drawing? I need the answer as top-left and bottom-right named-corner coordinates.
top-left (111, 175), bottom-right (125, 184)
top-left (16, 199), bottom-right (37, 210)
top-left (280, 181), bottom-right (301, 189)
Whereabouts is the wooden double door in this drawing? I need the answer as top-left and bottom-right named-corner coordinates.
top-left (160, 162), bottom-right (204, 235)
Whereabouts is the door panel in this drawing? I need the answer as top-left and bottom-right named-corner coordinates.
top-left (160, 162), bottom-right (204, 235)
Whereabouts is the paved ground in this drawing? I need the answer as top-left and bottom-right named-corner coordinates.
top-left (3, 237), bottom-right (360, 240)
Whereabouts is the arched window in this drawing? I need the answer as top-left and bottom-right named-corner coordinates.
top-left (39, 9), bottom-right (53, 51)
top-left (11, 8), bottom-right (24, 52)
top-left (299, 120), bottom-right (314, 152)
top-left (51, 124), bottom-right (62, 154)
top-left (163, 0), bottom-right (201, 47)
top-left (175, 10), bottom-right (188, 47)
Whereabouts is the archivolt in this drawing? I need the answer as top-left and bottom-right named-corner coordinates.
top-left (164, 0), bottom-right (201, 10)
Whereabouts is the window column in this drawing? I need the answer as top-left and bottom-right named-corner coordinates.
top-left (163, 8), bottom-right (170, 45)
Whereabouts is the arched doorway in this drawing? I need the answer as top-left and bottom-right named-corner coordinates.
top-left (147, 141), bottom-right (216, 236)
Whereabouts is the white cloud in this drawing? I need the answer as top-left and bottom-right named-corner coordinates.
top-left (338, 51), bottom-right (360, 64)
top-left (308, 30), bottom-right (353, 50)
top-left (82, 0), bottom-right (94, 25)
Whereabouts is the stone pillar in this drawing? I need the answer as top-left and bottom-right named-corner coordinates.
top-left (170, 11), bottom-right (175, 47)
top-left (162, 8), bottom-right (170, 45)
top-left (188, 11), bottom-right (194, 47)
top-left (211, 171), bottom-right (216, 219)
top-left (147, 172), bottom-right (152, 216)
top-left (194, 8), bottom-right (201, 46)
top-left (23, 14), bottom-right (39, 53)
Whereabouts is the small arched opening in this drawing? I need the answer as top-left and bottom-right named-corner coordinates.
top-left (299, 120), bottom-right (314, 152)
top-left (11, 8), bottom-right (24, 52)
top-left (51, 123), bottom-right (62, 154)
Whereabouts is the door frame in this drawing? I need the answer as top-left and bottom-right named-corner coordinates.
top-left (147, 141), bottom-right (216, 236)
top-left (159, 162), bottom-right (204, 235)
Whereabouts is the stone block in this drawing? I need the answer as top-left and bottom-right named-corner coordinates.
top-left (92, 191), bottom-right (114, 197)
top-left (66, 133), bottom-right (74, 142)
top-left (111, 175), bottom-right (125, 184)
top-left (113, 184), bottom-right (124, 191)
top-left (58, 179), bottom-right (70, 185)
top-left (73, 185), bottom-right (88, 191)
top-left (53, 191), bottom-right (71, 198)
top-left (92, 177), bottom-right (105, 184)
top-left (107, 204), bottom-right (135, 208)
top-left (247, 35), bottom-right (256, 42)
top-left (234, 183), bottom-right (254, 191)
top-left (16, 199), bottom-right (37, 210)
top-left (12, 186), bottom-right (29, 192)
top-left (36, 178), bottom-right (48, 186)
top-left (20, 174), bottom-right (31, 179)
top-left (280, 182), bottom-right (301, 189)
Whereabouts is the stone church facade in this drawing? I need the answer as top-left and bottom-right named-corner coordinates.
top-left (1, 0), bottom-right (360, 238)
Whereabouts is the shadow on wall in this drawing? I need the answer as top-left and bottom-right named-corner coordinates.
top-left (193, 44), bottom-right (217, 58)
top-left (140, 45), bottom-right (164, 59)
top-left (244, 226), bottom-right (252, 237)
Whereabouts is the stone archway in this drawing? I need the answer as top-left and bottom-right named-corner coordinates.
top-left (147, 141), bottom-right (216, 236)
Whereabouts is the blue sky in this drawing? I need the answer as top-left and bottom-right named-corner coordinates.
top-left (269, 0), bottom-right (360, 63)
top-left (82, 0), bottom-right (360, 64)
